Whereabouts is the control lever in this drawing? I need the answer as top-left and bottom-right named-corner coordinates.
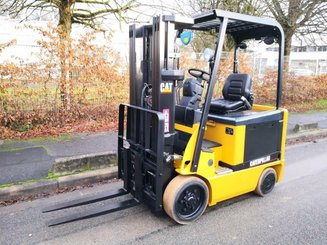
top-left (241, 96), bottom-right (252, 110)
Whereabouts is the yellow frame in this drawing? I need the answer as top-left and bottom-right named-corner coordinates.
top-left (174, 107), bottom-right (288, 206)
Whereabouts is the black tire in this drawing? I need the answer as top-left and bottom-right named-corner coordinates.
top-left (163, 175), bottom-right (209, 224)
top-left (255, 168), bottom-right (277, 197)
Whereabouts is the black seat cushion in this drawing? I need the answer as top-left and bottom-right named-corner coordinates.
top-left (223, 73), bottom-right (252, 101)
top-left (175, 78), bottom-right (203, 126)
top-left (175, 105), bottom-right (201, 127)
top-left (179, 78), bottom-right (203, 109)
top-left (210, 99), bottom-right (245, 113)
top-left (210, 73), bottom-right (253, 114)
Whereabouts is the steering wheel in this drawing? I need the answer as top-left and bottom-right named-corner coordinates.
top-left (188, 68), bottom-right (210, 82)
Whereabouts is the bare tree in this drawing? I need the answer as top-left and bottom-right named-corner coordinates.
top-left (171, 0), bottom-right (264, 52)
top-left (264, 0), bottom-right (327, 58)
top-left (0, 0), bottom-right (137, 109)
top-left (163, 0), bottom-right (327, 72)
top-left (172, 0), bottom-right (263, 16)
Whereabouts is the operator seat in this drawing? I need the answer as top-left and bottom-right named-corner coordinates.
top-left (175, 78), bottom-right (204, 153)
top-left (175, 78), bottom-right (203, 127)
top-left (179, 78), bottom-right (203, 109)
top-left (210, 73), bottom-right (253, 114)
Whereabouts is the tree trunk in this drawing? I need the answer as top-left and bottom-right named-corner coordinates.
top-left (58, 1), bottom-right (73, 110)
top-left (283, 28), bottom-right (295, 74)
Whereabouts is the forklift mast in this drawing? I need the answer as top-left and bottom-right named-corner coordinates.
top-left (120, 16), bottom-right (187, 213)
top-left (129, 17), bottom-right (183, 133)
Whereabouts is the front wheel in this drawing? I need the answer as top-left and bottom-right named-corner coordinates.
top-left (255, 168), bottom-right (277, 197)
top-left (163, 175), bottom-right (209, 224)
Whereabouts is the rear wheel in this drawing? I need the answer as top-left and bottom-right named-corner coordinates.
top-left (163, 175), bottom-right (209, 224)
top-left (255, 168), bottom-right (277, 197)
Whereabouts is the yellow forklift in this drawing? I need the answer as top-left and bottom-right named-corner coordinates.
top-left (44, 9), bottom-right (288, 226)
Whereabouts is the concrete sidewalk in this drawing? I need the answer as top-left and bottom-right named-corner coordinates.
top-left (0, 132), bottom-right (117, 185)
top-left (287, 111), bottom-right (327, 135)
top-left (1, 111), bottom-right (327, 186)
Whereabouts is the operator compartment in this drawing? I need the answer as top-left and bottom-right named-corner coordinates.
top-left (206, 106), bottom-right (284, 170)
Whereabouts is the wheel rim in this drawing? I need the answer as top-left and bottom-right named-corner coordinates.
top-left (175, 184), bottom-right (206, 220)
top-left (261, 172), bottom-right (276, 194)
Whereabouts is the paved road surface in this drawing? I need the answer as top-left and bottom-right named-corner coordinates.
top-left (0, 139), bottom-right (327, 244)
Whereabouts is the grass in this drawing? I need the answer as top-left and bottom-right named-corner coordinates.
top-left (2, 133), bottom-right (75, 146)
top-left (301, 99), bottom-right (327, 114)
top-left (0, 179), bottom-right (38, 188)
top-left (45, 167), bottom-right (93, 180)
top-left (0, 146), bottom-right (47, 154)
top-left (28, 133), bottom-right (75, 143)
top-left (315, 99), bottom-right (327, 107)
top-left (0, 183), bottom-right (14, 188)
top-left (46, 168), bottom-right (55, 179)
top-left (1, 139), bottom-right (15, 145)
top-left (0, 168), bottom-right (94, 188)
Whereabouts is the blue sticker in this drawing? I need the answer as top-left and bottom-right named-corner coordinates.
top-left (180, 31), bottom-right (192, 45)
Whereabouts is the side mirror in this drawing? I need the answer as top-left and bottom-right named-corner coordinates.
top-left (264, 36), bottom-right (274, 45)
top-left (180, 31), bottom-right (192, 45)
top-left (203, 48), bottom-right (215, 62)
top-left (237, 43), bottom-right (247, 49)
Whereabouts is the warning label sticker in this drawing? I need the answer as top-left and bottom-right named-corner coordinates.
top-left (163, 109), bottom-right (170, 132)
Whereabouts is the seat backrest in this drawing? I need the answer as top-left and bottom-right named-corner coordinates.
top-left (222, 73), bottom-right (252, 101)
top-left (179, 78), bottom-right (203, 109)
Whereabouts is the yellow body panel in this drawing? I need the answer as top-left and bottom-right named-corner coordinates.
top-left (206, 161), bottom-right (283, 206)
top-left (174, 123), bottom-right (199, 173)
top-left (173, 107), bottom-right (288, 207)
top-left (205, 123), bottom-right (245, 165)
top-left (278, 109), bottom-right (288, 181)
top-left (252, 104), bottom-right (276, 111)
top-left (175, 123), bottom-right (222, 178)
top-left (175, 123), bottom-right (199, 135)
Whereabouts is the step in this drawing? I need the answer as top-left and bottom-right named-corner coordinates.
top-left (215, 167), bottom-right (233, 175)
top-left (202, 139), bottom-right (222, 149)
top-left (201, 139), bottom-right (222, 153)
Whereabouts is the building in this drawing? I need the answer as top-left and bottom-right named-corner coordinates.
top-left (263, 42), bottom-right (327, 76)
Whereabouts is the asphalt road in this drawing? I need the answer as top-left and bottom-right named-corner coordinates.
top-left (0, 139), bottom-right (327, 245)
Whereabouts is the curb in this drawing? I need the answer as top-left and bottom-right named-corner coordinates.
top-left (53, 151), bottom-right (117, 176)
top-left (57, 167), bottom-right (117, 188)
top-left (287, 128), bottom-right (327, 143)
top-left (0, 167), bottom-right (118, 202)
top-left (293, 122), bottom-right (318, 133)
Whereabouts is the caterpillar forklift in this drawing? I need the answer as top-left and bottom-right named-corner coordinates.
top-left (44, 9), bottom-right (288, 226)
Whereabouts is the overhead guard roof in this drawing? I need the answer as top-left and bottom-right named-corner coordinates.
top-left (164, 9), bottom-right (284, 43)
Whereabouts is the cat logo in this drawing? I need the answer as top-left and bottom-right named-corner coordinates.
top-left (160, 82), bottom-right (173, 94)
top-left (250, 155), bottom-right (271, 167)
